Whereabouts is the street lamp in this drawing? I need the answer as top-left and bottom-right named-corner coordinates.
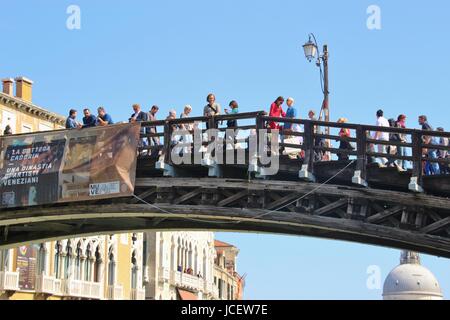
top-left (302, 33), bottom-right (329, 130)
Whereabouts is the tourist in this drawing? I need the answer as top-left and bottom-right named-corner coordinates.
top-left (268, 96), bottom-right (286, 130)
top-left (66, 109), bottom-right (82, 129)
top-left (386, 118), bottom-right (399, 168)
top-left (148, 105), bottom-right (160, 146)
top-left (337, 118), bottom-right (353, 161)
top-left (96, 107), bottom-right (114, 126)
top-left (166, 109), bottom-right (179, 146)
top-left (284, 97), bottom-right (297, 130)
top-left (129, 104), bottom-right (149, 147)
top-left (373, 109), bottom-right (390, 166)
top-left (437, 127), bottom-right (449, 174)
top-left (204, 93), bottom-right (221, 129)
top-left (395, 114), bottom-right (407, 170)
top-left (308, 109), bottom-right (324, 161)
top-left (225, 100), bottom-right (240, 148)
top-left (226, 100), bottom-right (239, 128)
top-left (82, 108), bottom-right (97, 128)
top-left (418, 115), bottom-right (440, 175)
top-left (179, 105), bottom-right (194, 154)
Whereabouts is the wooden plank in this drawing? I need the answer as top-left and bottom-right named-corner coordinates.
top-left (421, 217), bottom-right (450, 234)
top-left (367, 206), bottom-right (403, 223)
top-left (266, 192), bottom-right (301, 211)
top-left (313, 198), bottom-right (348, 216)
top-left (131, 189), bottom-right (157, 204)
top-left (173, 188), bottom-right (203, 205)
top-left (217, 190), bottom-right (248, 207)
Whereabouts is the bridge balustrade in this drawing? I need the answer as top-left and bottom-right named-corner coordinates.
top-left (138, 112), bottom-right (450, 194)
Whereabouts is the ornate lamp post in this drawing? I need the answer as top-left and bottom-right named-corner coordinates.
top-left (303, 33), bottom-right (330, 133)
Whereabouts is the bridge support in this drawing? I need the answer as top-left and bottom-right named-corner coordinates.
top-left (352, 170), bottom-right (368, 188)
top-left (299, 165), bottom-right (316, 183)
top-left (408, 177), bottom-right (424, 193)
top-left (155, 161), bottom-right (176, 177)
top-left (201, 157), bottom-right (223, 178)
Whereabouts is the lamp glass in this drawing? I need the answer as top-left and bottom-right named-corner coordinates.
top-left (303, 41), bottom-right (317, 61)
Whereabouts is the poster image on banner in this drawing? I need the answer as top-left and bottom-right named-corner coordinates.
top-left (16, 244), bottom-right (40, 291)
top-left (0, 123), bottom-right (141, 209)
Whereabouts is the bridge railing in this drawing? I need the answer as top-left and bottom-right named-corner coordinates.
top-left (137, 112), bottom-right (450, 190)
top-left (139, 111), bottom-right (265, 164)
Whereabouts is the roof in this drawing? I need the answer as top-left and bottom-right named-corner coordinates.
top-left (214, 240), bottom-right (235, 248)
top-left (177, 288), bottom-right (197, 300)
top-left (0, 92), bottom-right (66, 126)
top-left (383, 264), bottom-right (443, 300)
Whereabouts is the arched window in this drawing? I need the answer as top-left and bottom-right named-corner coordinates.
top-left (36, 244), bottom-right (47, 276)
top-left (64, 241), bottom-right (74, 279)
top-left (84, 244), bottom-right (93, 282)
top-left (54, 241), bottom-right (63, 279)
top-left (194, 246), bottom-right (198, 275)
top-left (0, 249), bottom-right (10, 272)
top-left (131, 250), bottom-right (138, 289)
top-left (202, 249), bottom-right (207, 280)
top-left (170, 238), bottom-right (176, 271)
top-left (74, 241), bottom-right (83, 280)
top-left (93, 246), bottom-right (103, 283)
top-left (159, 238), bottom-right (164, 268)
top-left (107, 247), bottom-right (116, 286)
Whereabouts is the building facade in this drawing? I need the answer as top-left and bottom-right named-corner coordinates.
top-left (143, 232), bottom-right (244, 300)
top-left (0, 77), bottom-right (145, 300)
top-left (0, 76), bottom-right (244, 300)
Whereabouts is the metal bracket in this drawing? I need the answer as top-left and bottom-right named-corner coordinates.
top-left (408, 177), bottom-right (424, 193)
top-left (352, 170), bottom-right (368, 188)
top-left (299, 165), bottom-right (316, 182)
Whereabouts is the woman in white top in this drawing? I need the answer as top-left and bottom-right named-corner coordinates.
top-left (180, 105), bottom-right (194, 154)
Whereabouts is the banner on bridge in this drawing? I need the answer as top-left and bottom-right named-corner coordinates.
top-left (0, 123), bottom-right (140, 209)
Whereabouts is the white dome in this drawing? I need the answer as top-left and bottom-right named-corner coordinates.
top-left (383, 263), bottom-right (443, 300)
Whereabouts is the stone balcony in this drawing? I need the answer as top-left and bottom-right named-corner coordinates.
top-left (130, 287), bottom-right (146, 300)
top-left (170, 271), bottom-right (204, 292)
top-left (106, 284), bottom-right (124, 300)
top-left (0, 271), bottom-right (20, 292)
top-left (158, 267), bottom-right (170, 283)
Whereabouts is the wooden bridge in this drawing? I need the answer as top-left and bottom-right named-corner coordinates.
top-left (1, 112), bottom-right (450, 258)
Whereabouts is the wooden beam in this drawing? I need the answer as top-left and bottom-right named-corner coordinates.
top-left (217, 190), bottom-right (248, 207)
top-left (313, 198), bottom-right (348, 217)
top-left (173, 188), bottom-right (203, 205)
top-left (421, 217), bottom-right (450, 234)
top-left (367, 206), bottom-right (403, 224)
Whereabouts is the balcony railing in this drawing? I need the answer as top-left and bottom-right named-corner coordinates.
top-left (0, 271), bottom-right (20, 292)
top-left (106, 284), bottom-right (124, 300)
top-left (158, 267), bottom-right (170, 283)
top-left (130, 287), bottom-right (146, 300)
top-left (170, 271), bottom-right (204, 292)
top-left (62, 278), bottom-right (103, 300)
top-left (35, 274), bottom-right (56, 295)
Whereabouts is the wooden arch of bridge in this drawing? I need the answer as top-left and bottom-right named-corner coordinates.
top-left (1, 178), bottom-right (450, 258)
top-left (1, 112), bottom-right (450, 257)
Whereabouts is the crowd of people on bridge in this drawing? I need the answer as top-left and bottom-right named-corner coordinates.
top-left (60, 93), bottom-right (450, 176)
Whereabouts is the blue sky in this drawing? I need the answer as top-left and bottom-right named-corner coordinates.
top-left (1, 0), bottom-right (449, 299)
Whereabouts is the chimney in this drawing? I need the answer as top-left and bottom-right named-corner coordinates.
top-left (15, 76), bottom-right (34, 102)
top-left (2, 78), bottom-right (14, 96)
